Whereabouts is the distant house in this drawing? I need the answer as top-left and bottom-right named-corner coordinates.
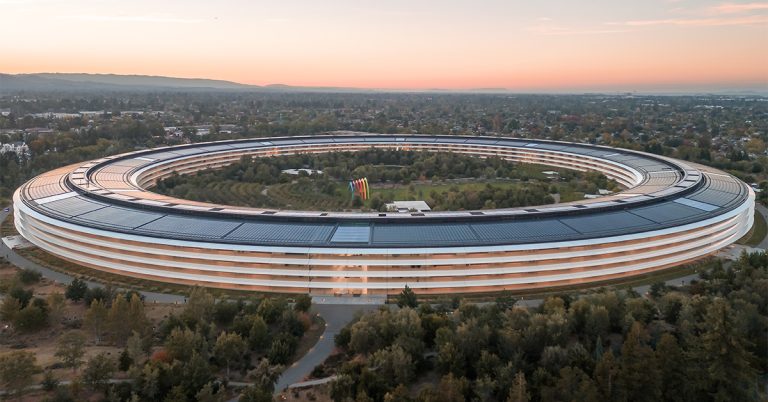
top-left (24, 127), bottom-right (55, 136)
top-left (281, 168), bottom-right (323, 176)
top-left (0, 141), bottom-right (29, 156)
top-left (79, 111), bottom-right (107, 118)
top-left (164, 126), bottom-right (184, 138)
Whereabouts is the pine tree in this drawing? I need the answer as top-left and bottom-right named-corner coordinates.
top-left (397, 285), bottom-right (418, 308)
top-left (507, 372), bottom-right (530, 402)
top-left (700, 298), bottom-right (758, 401)
top-left (593, 350), bottom-right (619, 401)
top-left (656, 333), bottom-right (687, 401)
top-left (618, 322), bottom-right (661, 402)
top-left (84, 299), bottom-right (108, 345)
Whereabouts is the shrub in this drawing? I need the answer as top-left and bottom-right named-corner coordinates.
top-left (65, 279), bottom-right (88, 302)
top-left (16, 269), bottom-right (42, 285)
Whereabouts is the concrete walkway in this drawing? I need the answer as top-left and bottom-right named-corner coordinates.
top-left (273, 303), bottom-right (381, 394)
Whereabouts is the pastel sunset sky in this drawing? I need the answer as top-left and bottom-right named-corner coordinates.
top-left (1, 0), bottom-right (766, 91)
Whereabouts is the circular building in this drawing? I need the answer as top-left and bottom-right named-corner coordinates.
top-left (13, 134), bottom-right (754, 295)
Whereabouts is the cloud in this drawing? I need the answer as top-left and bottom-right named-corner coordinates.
top-left (57, 15), bottom-right (204, 24)
top-left (527, 17), bottom-right (630, 35)
top-left (609, 14), bottom-right (768, 27)
top-left (710, 2), bottom-right (768, 14)
top-left (528, 25), bottom-right (629, 35)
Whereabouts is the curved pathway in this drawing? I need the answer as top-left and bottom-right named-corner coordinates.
top-left (273, 302), bottom-right (381, 394)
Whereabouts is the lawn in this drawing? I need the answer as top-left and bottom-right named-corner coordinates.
top-left (737, 208), bottom-right (767, 247)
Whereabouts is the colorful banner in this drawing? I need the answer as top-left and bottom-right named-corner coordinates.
top-left (349, 177), bottom-right (370, 200)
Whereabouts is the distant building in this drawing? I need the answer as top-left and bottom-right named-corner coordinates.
top-left (24, 128), bottom-right (55, 136)
top-left (29, 112), bottom-right (79, 119)
top-left (281, 168), bottom-right (323, 176)
top-left (0, 141), bottom-right (29, 156)
top-left (79, 111), bottom-right (108, 118)
top-left (385, 200), bottom-right (432, 213)
top-left (164, 127), bottom-right (184, 138)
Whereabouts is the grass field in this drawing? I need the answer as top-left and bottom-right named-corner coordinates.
top-left (737, 208), bottom-right (767, 247)
top-left (161, 178), bottom-right (591, 212)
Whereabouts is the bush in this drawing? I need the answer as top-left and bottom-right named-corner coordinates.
top-left (9, 287), bottom-right (32, 308)
top-left (16, 269), bottom-right (42, 285)
top-left (267, 334), bottom-right (297, 365)
top-left (65, 279), bottom-right (88, 302)
top-left (214, 301), bottom-right (240, 325)
top-left (14, 304), bottom-right (48, 332)
top-left (83, 287), bottom-right (110, 306)
top-left (294, 294), bottom-right (312, 312)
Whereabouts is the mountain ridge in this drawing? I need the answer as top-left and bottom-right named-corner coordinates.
top-left (0, 73), bottom-right (371, 93)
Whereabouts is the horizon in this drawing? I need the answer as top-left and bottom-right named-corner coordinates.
top-left (4, 72), bottom-right (767, 95)
top-left (1, 0), bottom-right (766, 91)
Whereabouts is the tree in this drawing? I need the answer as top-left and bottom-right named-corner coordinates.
top-left (0, 296), bottom-right (21, 322)
top-left (196, 382), bottom-right (225, 402)
top-left (594, 350), bottom-right (619, 401)
top-left (248, 315), bottom-right (269, 351)
top-left (118, 349), bottom-right (133, 371)
top-left (294, 294), bottom-right (312, 312)
top-left (9, 287), bottom-right (32, 307)
top-left (214, 332), bottom-right (247, 379)
top-left (700, 298), bottom-right (758, 401)
top-left (14, 303), bottom-right (48, 332)
top-left (165, 327), bottom-right (207, 362)
top-left (126, 294), bottom-right (148, 335)
top-left (656, 333), bottom-right (687, 401)
top-left (238, 385), bottom-right (272, 402)
top-left (65, 278), bottom-right (88, 301)
top-left (247, 358), bottom-right (282, 392)
top-left (182, 287), bottom-right (215, 326)
top-left (541, 367), bottom-right (599, 402)
top-left (56, 330), bottom-right (87, 372)
top-left (84, 299), bottom-right (108, 344)
top-left (182, 352), bottom-right (213, 394)
top-left (435, 373), bottom-right (469, 402)
top-left (104, 294), bottom-right (147, 346)
top-left (46, 292), bottom-right (66, 325)
top-left (619, 322), bottom-right (660, 402)
top-left (164, 385), bottom-right (188, 402)
top-left (82, 352), bottom-right (116, 392)
top-left (371, 345), bottom-right (414, 386)
top-left (0, 350), bottom-right (40, 398)
top-left (267, 335), bottom-right (295, 365)
top-left (126, 331), bottom-right (146, 364)
top-left (397, 285), bottom-right (418, 308)
top-left (507, 372), bottom-right (530, 402)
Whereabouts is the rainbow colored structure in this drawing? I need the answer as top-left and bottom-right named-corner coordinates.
top-left (349, 178), bottom-right (370, 200)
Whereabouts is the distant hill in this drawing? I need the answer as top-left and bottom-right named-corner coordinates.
top-left (0, 73), bottom-right (371, 93)
top-left (1, 73), bottom-right (764, 95)
top-left (0, 73), bottom-right (257, 92)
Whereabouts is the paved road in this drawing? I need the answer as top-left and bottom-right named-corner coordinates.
top-left (1, 205), bottom-right (185, 304)
top-left (273, 303), bottom-right (381, 394)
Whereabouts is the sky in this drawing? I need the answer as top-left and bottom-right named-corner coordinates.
top-left (0, 0), bottom-right (766, 91)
